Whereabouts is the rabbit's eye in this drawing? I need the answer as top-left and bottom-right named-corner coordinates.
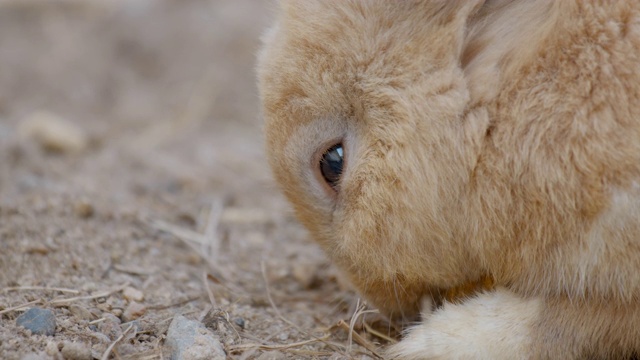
top-left (320, 143), bottom-right (344, 189)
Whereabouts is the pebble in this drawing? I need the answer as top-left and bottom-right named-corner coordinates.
top-left (18, 111), bottom-right (88, 153)
top-left (122, 301), bottom-right (146, 322)
top-left (44, 340), bottom-right (59, 356)
top-left (292, 263), bottom-right (317, 289)
top-left (60, 341), bottom-right (92, 360)
top-left (74, 200), bottom-right (94, 218)
top-left (166, 315), bottom-right (226, 360)
top-left (16, 307), bottom-right (56, 336)
top-left (233, 317), bottom-right (245, 330)
top-left (98, 313), bottom-right (122, 340)
top-left (68, 305), bottom-right (94, 321)
top-left (122, 286), bottom-right (144, 302)
top-left (110, 308), bottom-right (124, 318)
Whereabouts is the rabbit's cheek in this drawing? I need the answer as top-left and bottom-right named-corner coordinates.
top-left (344, 272), bottom-right (426, 322)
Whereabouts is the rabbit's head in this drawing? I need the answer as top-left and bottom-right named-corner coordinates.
top-left (258, 1), bottom-right (489, 319)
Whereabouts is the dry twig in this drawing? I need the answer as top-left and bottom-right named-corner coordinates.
top-left (101, 323), bottom-right (134, 360)
top-left (335, 320), bottom-right (383, 359)
top-left (202, 271), bottom-right (217, 307)
top-left (363, 322), bottom-right (398, 344)
top-left (48, 282), bottom-right (129, 306)
top-left (0, 300), bottom-right (42, 316)
top-left (229, 334), bottom-right (331, 353)
top-left (1, 286), bottom-right (80, 294)
top-left (347, 299), bottom-right (380, 352)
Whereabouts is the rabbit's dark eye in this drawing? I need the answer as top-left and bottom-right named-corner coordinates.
top-left (320, 143), bottom-right (344, 189)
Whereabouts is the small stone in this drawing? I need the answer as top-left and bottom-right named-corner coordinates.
top-left (233, 317), bottom-right (245, 330)
top-left (98, 313), bottom-right (122, 340)
top-left (110, 308), bottom-right (123, 318)
top-left (74, 201), bottom-right (94, 218)
top-left (16, 307), bottom-right (56, 336)
top-left (122, 286), bottom-right (144, 302)
top-left (60, 341), bottom-right (92, 360)
top-left (122, 302), bottom-right (146, 322)
top-left (19, 111), bottom-right (88, 153)
top-left (292, 263), bottom-right (318, 289)
top-left (266, 260), bottom-right (289, 283)
top-left (68, 305), bottom-right (94, 321)
top-left (166, 315), bottom-right (225, 360)
top-left (44, 340), bottom-right (59, 356)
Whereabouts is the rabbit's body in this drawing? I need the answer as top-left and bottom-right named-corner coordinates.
top-left (258, 1), bottom-right (640, 358)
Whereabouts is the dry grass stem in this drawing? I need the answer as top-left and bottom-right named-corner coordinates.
top-left (113, 264), bottom-right (155, 276)
top-left (347, 299), bottom-right (362, 351)
top-left (147, 217), bottom-right (230, 281)
top-left (147, 296), bottom-right (201, 311)
top-left (154, 334), bottom-right (165, 360)
top-left (48, 282), bottom-right (130, 306)
top-left (284, 349), bottom-right (334, 356)
top-left (260, 260), bottom-right (289, 326)
top-left (101, 323), bottom-right (134, 360)
top-left (0, 0), bottom-right (122, 10)
top-left (149, 218), bottom-right (210, 246)
top-left (202, 271), bottom-right (217, 308)
top-left (236, 348), bottom-right (259, 360)
top-left (334, 320), bottom-right (383, 359)
top-left (122, 355), bottom-right (159, 360)
top-left (363, 322), bottom-right (398, 344)
top-left (202, 199), bottom-right (223, 264)
top-left (89, 318), bottom-right (106, 325)
top-left (0, 299), bottom-right (42, 316)
top-left (347, 300), bottom-right (380, 352)
top-left (1, 286), bottom-right (80, 294)
top-left (229, 334), bottom-right (331, 353)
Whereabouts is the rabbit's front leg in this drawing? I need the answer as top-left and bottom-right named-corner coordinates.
top-left (387, 288), bottom-right (541, 360)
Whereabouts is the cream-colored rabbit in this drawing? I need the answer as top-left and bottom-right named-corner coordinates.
top-left (258, 1), bottom-right (640, 359)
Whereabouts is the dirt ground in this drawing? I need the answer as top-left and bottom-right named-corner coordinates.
top-left (0, 1), bottom-right (393, 359)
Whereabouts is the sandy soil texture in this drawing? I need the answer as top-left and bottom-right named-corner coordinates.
top-left (0, 1), bottom-right (394, 359)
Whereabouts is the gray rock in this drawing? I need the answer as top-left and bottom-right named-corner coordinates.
top-left (166, 315), bottom-right (226, 360)
top-left (16, 307), bottom-right (56, 336)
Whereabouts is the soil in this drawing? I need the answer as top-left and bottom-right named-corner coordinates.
top-left (0, 1), bottom-right (392, 359)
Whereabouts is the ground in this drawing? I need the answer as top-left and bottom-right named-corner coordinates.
top-left (0, 1), bottom-right (394, 359)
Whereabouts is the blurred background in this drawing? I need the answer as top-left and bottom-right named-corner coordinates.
top-left (0, 1), bottom-right (384, 359)
top-left (0, 0), bottom-right (271, 198)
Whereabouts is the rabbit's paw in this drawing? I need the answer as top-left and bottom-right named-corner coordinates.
top-left (387, 288), bottom-right (541, 360)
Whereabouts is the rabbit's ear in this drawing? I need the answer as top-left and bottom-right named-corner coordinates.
top-left (273, 0), bottom-right (486, 68)
top-left (416, 0), bottom-right (486, 62)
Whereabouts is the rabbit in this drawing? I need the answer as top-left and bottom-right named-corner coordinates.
top-left (257, 0), bottom-right (640, 359)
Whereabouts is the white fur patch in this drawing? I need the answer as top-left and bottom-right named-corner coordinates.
top-left (387, 289), bottom-right (541, 360)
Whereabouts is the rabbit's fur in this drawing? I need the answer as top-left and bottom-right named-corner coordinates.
top-left (258, 1), bottom-right (640, 358)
